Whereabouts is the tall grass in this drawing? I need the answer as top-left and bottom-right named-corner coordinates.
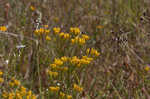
top-left (0, 0), bottom-right (150, 98)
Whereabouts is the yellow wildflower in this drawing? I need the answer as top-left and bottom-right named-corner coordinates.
top-left (59, 32), bottom-right (65, 37)
top-left (14, 79), bottom-right (20, 86)
top-left (39, 28), bottom-right (44, 33)
top-left (45, 29), bottom-right (50, 35)
top-left (80, 59), bottom-right (90, 65)
top-left (60, 92), bottom-right (65, 98)
top-left (71, 39), bottom-right (75, 44)
top-left (30, 6), bottom-right (35, 11)
top-left (53, 27), bottom-right (61, 34)
top-left (82, 34), bottom-right (90, 40)
top-left (71, 56), bottom-right (80, 65)
top-left (48, 70), bottom-right (58, 77)
top-left (46, 36), bottom-right (51, 41)
top-left (61, 56), bottom-right (68, 62)
top-left (20, 86), bottom-right (27, 96)
top-left (8, 92), bottom-right (15, 99)
top-left (78, 38), bottom-right (85, 45)
top-left (27, 90), bottom-right (32, 97)
top-left (49, 86), bottom-right (60, 92)
top-left (0, 26), bottom-right (7, 32)
top-left (32, 95), bottom-right (37, 99)
top-left (9, 82), bottom-right (15, 87)
top-left (70, 27), bottom-right (80, 35)
top-left (145, 66), bottom-right (150, 72)
top-left (64, 33), bottom-right (70, 39)
top-left (70, 27), bottom-right (74, 33)
top-left (86, 48), bottom-right (100, 56)
top-left (16, 93), bottom-right (22, 99)
top-left (2, 91), bottom-right (8, 98)
top-left (50, 64), bottom-right (57, 69)
top-left (73, 84), bottom-right (83, 92)
top-left (54, 58), bottom-right (63, 66)
top-left (67, 95), bottom-right (72, 99)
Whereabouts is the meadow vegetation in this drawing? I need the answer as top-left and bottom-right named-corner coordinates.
top-left (0, 0), bottom-right (150, 99)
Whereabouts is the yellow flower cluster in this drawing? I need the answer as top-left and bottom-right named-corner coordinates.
top-left (30, 6), bottom-right (35, 11)
top-left (34, 28), bottom-right (50, 35)
top-left (71, 56), bottom-right (93, 67)
top-left (1, 76), bottom-right (37, 99)
top-left (86, 48), bottom-right (100, 56)
top-left (46, 35), bottom-right (51, 41)
top-left (48, 57), bottom-right (69, 76)
top-left (59, 32), bottom-right (70, 39)
top-left (53, 27), bottom-right (61, 34)
top-left (50, 56), bottom-right (92, 69)
top-left (2, 86), bottom-right (37, 99)
top-left (67, 95), bottom-right (72, 99)
top-left (0, 70), bottom-right (4, 83)
top-left (61, 56), bottom-right (68, 62)
top-left (9, 78), bottom-right (20, 87)
top-left (54, 58), bottom-right (64, 66)
top-left (71, 34), bottom-right (90, 45)
top-left (71, 37), bottom-right (86, 45)
top-left (49, 86), bottom-right (60, 92)
top-left (81, 34), bottom-right (90, 40)
top-left (59, 92), bottom-right (72, 99)
top-left (48, 70), bottom-right (58, 77)
top-left (70, 27), bottom-right (80, 35)
top-left (73, 84), bottom-right (83, 92)
top-left (49, 86), bottom-right (73, 99)
top-left (0, 26), bottom-right (7, 32)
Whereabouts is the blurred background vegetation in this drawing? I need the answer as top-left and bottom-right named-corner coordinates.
top-left (0, 0), bottom-right (150, 98)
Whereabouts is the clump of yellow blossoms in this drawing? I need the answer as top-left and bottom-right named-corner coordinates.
top-left (2, 86), bottom-right (37, 99)
top-left (9, 78), bottom-right (20, 87)
top-left (0, 26), bottom-right (7, 32)
top-left (48, 70), bottom-right (58, 77)
top-left (0, 70), bottom-right (4, 83)
top-left (34, 28), bottom-right (50, 35)
top-left (67, 95), bottom-right (72, 99)
top-left (71, 34), bottom-right (90, 45)
top-left (53, 27), bottom-right (61, 34)
top-left (49, 86), bottom-right (60, 92)
top-left (71, 37), bottom-right (86, 45)
top-left (59, 32), bottom-right (70, 39)
top-left (70, 27), bottom-right (80, 35)
top-left (54, 58), bottom-right (64, 66)
top-left (32, 26), bottom-right (100, 98)
top-left (1, 75), bottom-right (37, 99)
top-left (30, 6), bottom-right (35, 11)
top-left (46, 35), bottom-right (51, 41)
top-left (86, 48), bottom-right (100, 57)
top-left (73, 84), bottom-right (83, 92)
top-left (59, 92), bottom-right (72, 99)
top-left (70, 56), bottom-right (93, 67)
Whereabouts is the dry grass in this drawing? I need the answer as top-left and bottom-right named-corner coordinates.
top-left (0, 0), bottom-right (150, 99)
